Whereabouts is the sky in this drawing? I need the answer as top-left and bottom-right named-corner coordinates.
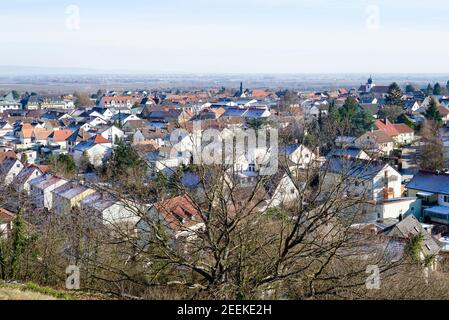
top-left (2, 0), bottom-right (449, 74)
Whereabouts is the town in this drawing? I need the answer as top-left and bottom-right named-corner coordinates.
top-left (1, 76), bottom-right (449, 300)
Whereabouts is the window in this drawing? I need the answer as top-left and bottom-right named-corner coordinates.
top-left (444, 195), bottom-right (449, 203)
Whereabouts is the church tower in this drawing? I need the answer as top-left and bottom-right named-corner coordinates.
top-left (366, 76), bottom-right (375, 93)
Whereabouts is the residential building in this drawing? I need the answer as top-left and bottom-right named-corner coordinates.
top-left (29, 174), bottom-right (68, 210)
top-left (52, 182), bottom-right (96, 215)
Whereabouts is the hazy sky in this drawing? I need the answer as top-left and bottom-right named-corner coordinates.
top-left (2, 0), bottom-right (449, 73)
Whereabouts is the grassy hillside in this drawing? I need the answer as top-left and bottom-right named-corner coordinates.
top-left (0, 282), bottom-right (74, 300)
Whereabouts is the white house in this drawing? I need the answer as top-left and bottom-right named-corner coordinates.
top-left (12, 165), bottom-right (43, 193)
top-left (406, 171), bottom-right (449, 224)
top-left (322, 156), bottom-right (402, 202)
top-left (97, 125), bottom-right (125, 145)
top-left (81, 192), bottom-right (141, 227)
top-left (279, 144), bottom-right (315, 169)
top-left (73, 134), bottom-right (113, 168)
top-left (0, 157), bottom-right (24, 185)
top-left (0, 208), bottom-right (16, 239)
top-left (29, 174), bottom-right (69, 210)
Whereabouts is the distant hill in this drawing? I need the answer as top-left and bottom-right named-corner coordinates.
top-left (0, 65), bottom-right (105, 76)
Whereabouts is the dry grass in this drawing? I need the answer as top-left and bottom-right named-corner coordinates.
top-left (0, 287), bottom-right (58, 300)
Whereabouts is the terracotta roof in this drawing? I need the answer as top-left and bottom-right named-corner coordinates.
top-left (251, 90), bottom-right (272, 98)
top-left (21, 123), bottom-right (34, 139)
top-left (33, 128), bottom-right (52, 140)
top-left (37, 165), bottom-right (50, 173)
top-left (93, 134), bottom-right (110, 144)
top-left (0, 208), bottom-right (16, 223)
top-left (0, 151), bottom-right (17, 163)
top-left (366, 130), bottom-right (394, 144)
top-left (393, 123), bottom-right (414, 134)
top-left (154, 195), bottom-right (203, 233)
top-left (375, 119), bottom-right (413, 136)
top-left (52, 129), bottom-right (73, 142)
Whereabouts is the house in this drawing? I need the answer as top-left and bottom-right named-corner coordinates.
top-left (137, 195), bottom-right (205, 241)
top-left (437, 105), bottom-right (449, 124)
top-left (133, 128), bottom-right (166, 146)
top-left (322, 156), bottom-right (402, 202)
top-left (89, 107), bottom-right (114, 121)
top-left (374, 119), bottom-right (415, 145)
top-left (17, 123), bottom-right (34, 147)
top-left (279, 144), bottom-right (316, 169)
top-left (17, 150), bottom-right (37, 165)
top-left (111, 113), bottom-right (141, 125)
top-left (29, 174), bottom-right (68, 210)
top-left (262, 170), bottom-right (299, 209)
top-left (122, 119), bottom-right (148, 133)
top-left (355, 130), bottom-right (395, 156)
top-left (382, 215), bottom-right (440, 270)
top-left (52, 182), bottom-right (96, 215)
top-left (0, 157), bottom-right (24, 185)
top-left (406, 171), bottom-right (449, 224)
top-left (0, 121), bottom-right (14, 136)
top-left (147, 146), bottom-right (191, 177)
top-left (0, 92), bottom-right (22, 113)
top-left (404, 100), bottom-right (421, 113)
top-left (73, 134), bottom-right (112, 167)
top-left (327, 147), bottom-right (371, 160)
top-left (0, 208), bottom-right (16, 239)
top-left (47, 129), bottom-right (73, 150)
top-left (66, 128), bottom-right (92, 153)
top-left (12, 165), bottom-right (43, 193)
top-left (0, 151), bottom-right (17, 163)
top-left (31, 128), bottom-right (51, 146)
top-left (96, 125), bottom-right (125, 144)
top-left (99, 96), bottom-right (136, 108)
top-left (80, 192), bottom-right (141, 227)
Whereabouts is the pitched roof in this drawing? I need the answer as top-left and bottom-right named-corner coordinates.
top-left (32, 128), bottom-right (52, 140)
top-left (93, 134), bottom-right (110, 144)
top-left (324, 156), bottom-right (388, 179)
top-left (406, 171), bottom-right (449, 195)
top-left (154, 195), bottom-right (203, 233)
top-left (374, 119), bottom-right (399, 136)
top-left (0, 151), bottom-right (17, 164)
top-left (0, 208), bottom-right (16, 223)
top-left (13, 165), bottom-right (42, 187)
top-left (394, 123), bottom-right (414, 134)
top-left (51, 129), bottom-right (73, 142)
top-left (383, 215), bottom-right (440, 256)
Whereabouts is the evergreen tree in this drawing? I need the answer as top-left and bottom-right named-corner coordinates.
top-left (10, 209), bottom-right (27, 278)
top-left (433, 83), bottom-right (442, 95)
top-left (426, 83), bottom-right (434, 96)
top-left (425, 98), bottom-right (442, 124)
top-left (405, 84), bottom-right (415, 93)
top-left (385, 82), bottom-right (404, 107)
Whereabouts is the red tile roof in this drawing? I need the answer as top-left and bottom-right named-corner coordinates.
top-left (375, 119), bottom-right (413, 136)
top-left (0, 208), bottom-right (16, 223)
top-left (394, 123), bottom-right (414, 134)
top-left (154, 195), bottom-right (203, 233)
top-left (93, 134), bottom-right (110, 144)
top-left (52, 129), bottom-right (73, 142)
